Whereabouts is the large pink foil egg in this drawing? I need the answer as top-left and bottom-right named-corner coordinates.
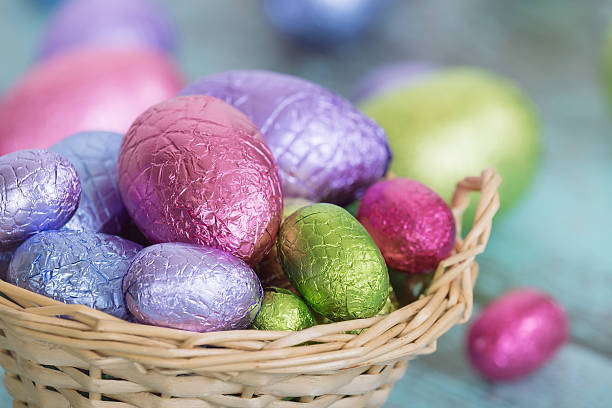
top-left (467, 289), bottom-right (569, 382)
top-left (0, 48), bottom-right (182, 154)
top-left (118, 95), bottom-right (283, 266)
top-left (357, 178), bottom-right (455, 274)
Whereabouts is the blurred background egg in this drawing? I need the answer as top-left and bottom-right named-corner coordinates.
top-left (359, 68), bottom-right (540, 224)
top-left (50, 131), bottom-right (128, 234)
top-left (8, 230), bottom-right (142, 318)
top-left (0, 48), bottom-right (182, 154)
top-left (38, 0), bottom-right (177, 60)
top-left (123, 243), bottom-right (263, 332)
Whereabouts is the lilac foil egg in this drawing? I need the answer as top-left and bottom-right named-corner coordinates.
top-left (0, 149), bottom-right (81, 249)
top-left (118, 95), bottom-right (283, 265)
top-left (180, 70), bottom-right (391, 205)
top-left (467, 289), bottom-right (569, 382)
top-left (123, 243), bottom-right (263, 332)
top-left (38, 0), bottom-right (177, 60)
top-left (0, 48), bottom-right (182, 155)
top-left (8, 230), bottom-right (142, 318)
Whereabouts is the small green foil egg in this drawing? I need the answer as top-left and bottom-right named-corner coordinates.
top-left (278, 203), bottom-right (389, 321)
top-left (252, 287), bottom-right (316, 331)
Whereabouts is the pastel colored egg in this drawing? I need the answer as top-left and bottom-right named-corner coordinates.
top-left (252, 287), bottom-right (316, 331)
top-left (118, 95), bottom-right (283, 265)
top-left (38, 0), bottom-right (177, 60)
top-left (51, 131), bottom-right (128, 234)
top-left (180, 70), bottom-right (391, 205)
top-left (123, 243), bottom-right (263, 332)
top-left (278, 203), bottom-right (389, 321)
top-left (0, 48), bottom-right (182, 155)
top-left (357, 178), bottom-right (455, 274)
top-left (467, 289), bottom-right (568, 382)
top-left (8, 230), bottom-right (142, 318)
top-left (0, 149), bottom-right (81, 249)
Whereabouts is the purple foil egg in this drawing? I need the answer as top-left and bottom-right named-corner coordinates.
top-left (0, 149), bottom-right (81, 249)
top-left (123, 243), bottom-right (263, 332)
top-left (8, 230), bottom-right (142, 318)
top-left (352, 61), bottom-right (438, 103)
top-left (51, 131), bottom-right (128, 234)
top-left (38, 0), bottom-right (177, 60)
top-left (180, 70), bottom-right (391, 205)
top-left (467, 289), bottom-right (569, 382)
top-left (118, 95), bottom-right (283, 265)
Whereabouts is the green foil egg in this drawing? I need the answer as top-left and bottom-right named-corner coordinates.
top-left (278, 203), bottom-right (389, 321)
top-left (359, 68), bottom-right (539, 224)
top-left (282, 198), bottom-right (314, 221)
top-left (252, 287), bottom-right (316, 331)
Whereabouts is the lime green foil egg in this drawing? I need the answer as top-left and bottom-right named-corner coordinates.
top-left (359, 68), bottom-right (539, 223)
top-left (278, 203), bottom-right (389, 321)
top-left (252, 287), bottom-right (316, 331)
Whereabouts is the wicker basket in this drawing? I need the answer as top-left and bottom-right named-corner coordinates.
top-left (0, 168), bottom-right (501, 408)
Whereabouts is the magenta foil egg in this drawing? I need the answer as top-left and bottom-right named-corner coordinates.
top-left (357, 178), bottom-right (455, 274)
top-left (0, 48), bottom-right (182, 155)
top-left (180, 70), bottom-right (391, 205)
top-left (118, 95), bottom-right (283, 265)
top-left (467, 289), bottom-right (569, 382)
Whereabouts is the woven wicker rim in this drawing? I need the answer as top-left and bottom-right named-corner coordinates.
top-left (0, 168), bottom-right (501, 377)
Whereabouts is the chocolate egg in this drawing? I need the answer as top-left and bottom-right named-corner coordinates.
top-left (252, 287), bottom-right (316, 331)
top-left (278, 203), bottom-right (389, 321)
top-left (123, 243), bottom-right (263, 332)
top-left (0, 48), bottom-right (182, 154)
top-left (467, 289), bottom-right (568, 382)
top-left (118, 95), bottom-right (282, 265)
top-left (50, 131), bottom-right (127, 234)
top-left (8, 230), bottom-right (142, 318)
top-left (38, 0), bottom-right (177, 60)
top-left (0, 149), bottom-right (81, 249)
top-left (180, 70), bottom-right (391, 205)
top-left (359, 68), bottom-right (539, 222)
top-left (357, 178), bottom-right (455, 274)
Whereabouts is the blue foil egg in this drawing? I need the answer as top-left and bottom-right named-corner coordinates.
top-left (8, 230), bottom-right (142, 318)
top-left (123, 242), bottom-right (263, 332)
top-left (0, 149), bottom-right (81, 249)
top-left (51, 131), bottom-right (128, 234)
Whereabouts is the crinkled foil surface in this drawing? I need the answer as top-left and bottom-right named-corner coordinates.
top-left (252, 287), bottom-right (315, 331)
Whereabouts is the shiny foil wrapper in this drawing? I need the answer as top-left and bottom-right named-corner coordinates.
top-left (180, 70), bottom-right (391, 206)
top-left (278, 203), bottom-right (389, 321)
top-left (8, 230), bottom-right (142, 318)
top-left (123, 243), bottom-right (263, 332)
top-left (357, 178), bottom-right (455, 274)
top-left (467, 289), bottom-right (568, 382)
top-left (0, 48), bottom-right (182, 155)
top-left (51, 131), bottom-right (128, 234)
top-left (38, 0), bottom-right (177, 60)
top-left (252, 287), bottom-right (316, 331)
top-left (118, 95), bottom-right (283, 265)
top-left (0, 149), bottom-right (81, 249)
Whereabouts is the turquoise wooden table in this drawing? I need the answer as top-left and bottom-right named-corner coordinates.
top-left (1, 1), bottom-right (611, 406)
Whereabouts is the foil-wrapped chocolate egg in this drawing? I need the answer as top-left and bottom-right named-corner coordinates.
top-left (252, 287), bottom-right (316, 331)
top-left (38, 0), bottom-right (177, 60)
top-left (467, 289), bottom-right (568, 382)
top-left (118, 95), bottom-right (282, 265)
top-left (0, 48), bottom-right (182, 154)
top-left (357, 178), bottom-right (455, 274)
top-left (51, 131), bottom-right (127, 234)
top-left (123, 243), bottom-right (263, 332)
top-left (278, 203), bottom-right (389, 321)
top-left (180, 70), bottom-right (391, 205)
top-left (8, 230), bottom-right (142, 318)
top-left (0, 149), bottom-right (81, 249)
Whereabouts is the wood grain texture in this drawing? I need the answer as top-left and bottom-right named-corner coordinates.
top-left (1, 0), bottom-right (611, 407)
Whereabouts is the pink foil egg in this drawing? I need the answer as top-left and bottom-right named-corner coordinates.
top-left (357, 178), bottom-right (455, 274)
top-left (118, 95), bottom-right (283, 266)
top-left (0, 48), bottom-right (182, 155)
top-left (467, 289), bottom-right (569, 382)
